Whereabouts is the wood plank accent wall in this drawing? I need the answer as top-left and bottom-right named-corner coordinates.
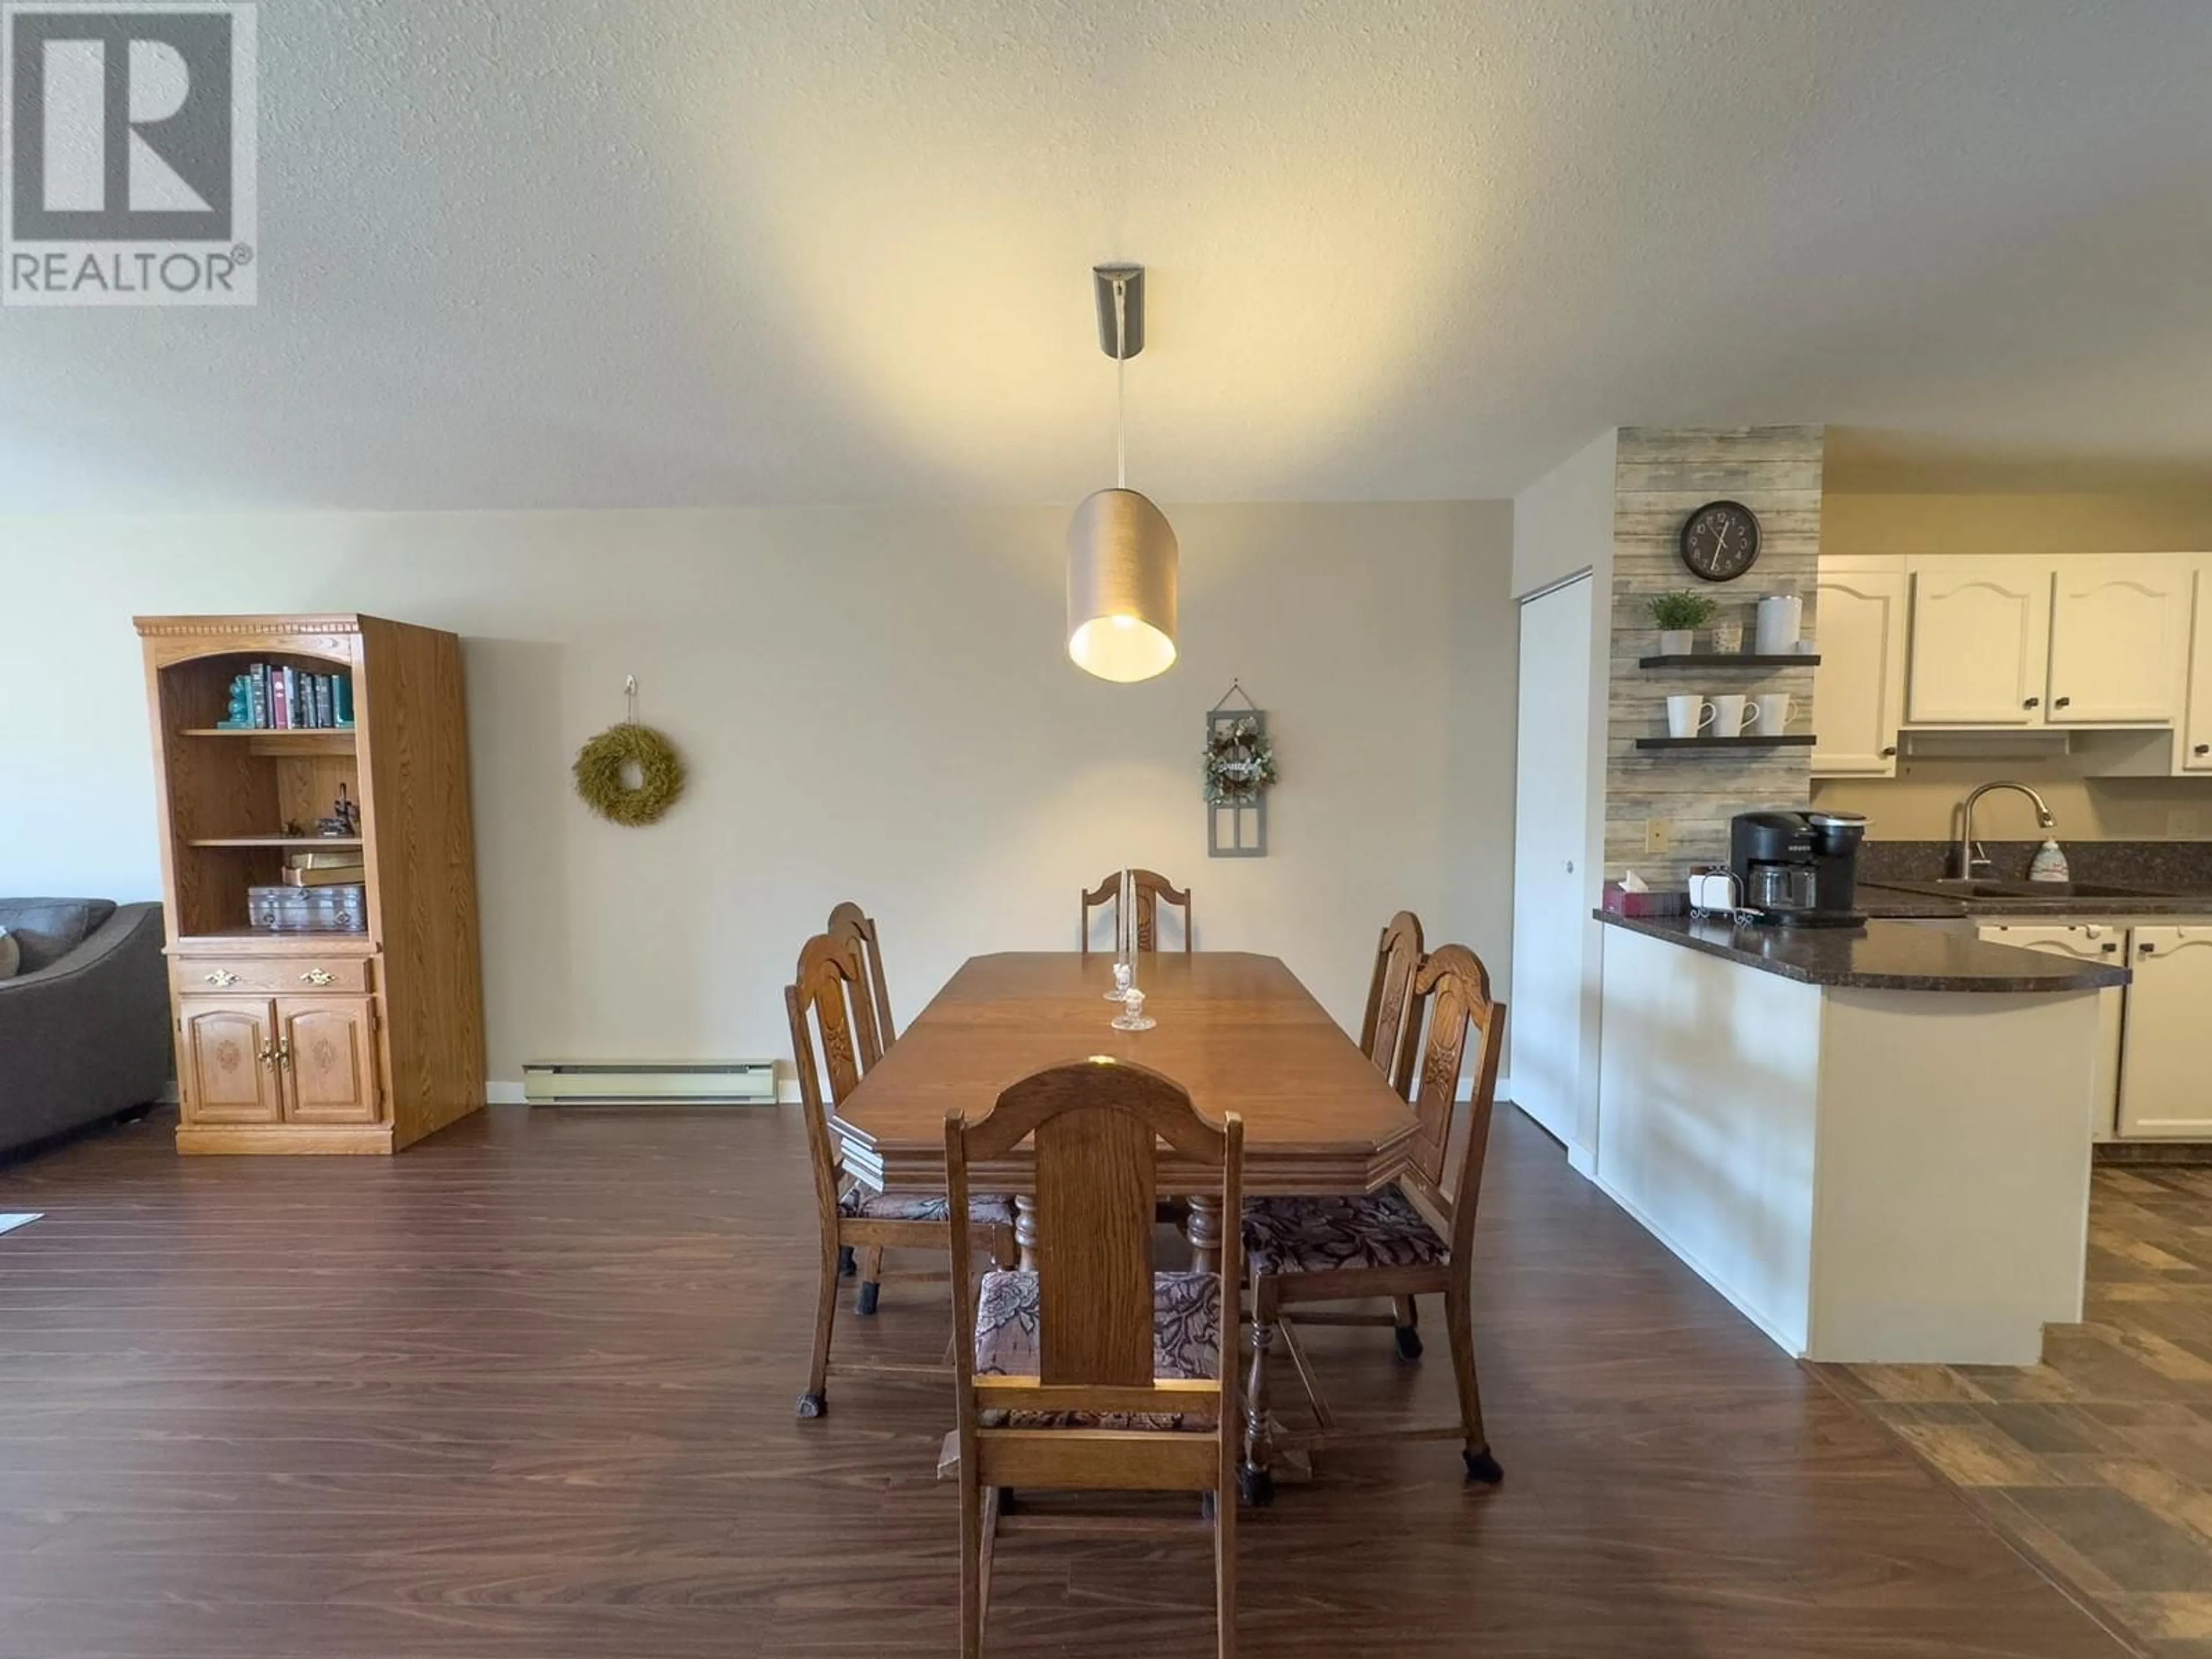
top-left (1605, 426), bottom-right (1825, 883)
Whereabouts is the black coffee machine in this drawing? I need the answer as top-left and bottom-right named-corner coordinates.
top-left (1728, 809), bottom-right (1868, 927)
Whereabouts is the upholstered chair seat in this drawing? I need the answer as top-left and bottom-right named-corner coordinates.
top-left (839, 1188), bottom-right (1018, 1227)
top-left (1241, 1187), bottom-right (1449, 1276)
top-left (974, 1267), bottom-right (1221, 1429)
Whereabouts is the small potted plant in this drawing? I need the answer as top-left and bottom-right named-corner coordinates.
top-left (1647, 590), bottom-right (1717, 656)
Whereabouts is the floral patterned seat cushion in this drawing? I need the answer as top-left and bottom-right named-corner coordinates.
top-left (1241, 1185), bottom-right (1449, 1276)
top-left (838, 1188), bottom-right (1016, 1226)
top-left (972, 1268), bottom-right (1220, 1429)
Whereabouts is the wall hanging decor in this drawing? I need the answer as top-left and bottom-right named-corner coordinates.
top-left (1203, 681), bottom-right (1274, 858)
top-left (573, 676), bottom-right (686, 827)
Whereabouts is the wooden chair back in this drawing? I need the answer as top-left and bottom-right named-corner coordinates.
top-left (825, 901), bottom-right (896, 1055)
top-left (1078, 869), bottom-right (1194, 957)
top-left (946, 1056), bottom-right (1242, 1440)
top-left (1359, 910), bottom-right (1425, 1084)
top-left (783, 929), bottom-right (882, 1218)
top-left (1397, 945), bottom-right (1507, 1262)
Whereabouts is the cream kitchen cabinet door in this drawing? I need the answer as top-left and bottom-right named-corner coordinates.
top-left (1811, 559), bottom-right (1908, 776)
top-left (2046, 557), bottom-right (2190, 725)
top-left (1905, 557), bottom-right (2054, 725)
top-left (2180, 566), bottom-right (2212, 773)
top-left (2118, 927), bottom-right (2212, 1138)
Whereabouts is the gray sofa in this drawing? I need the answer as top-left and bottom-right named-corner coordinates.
top-left (1, 899), bottom-right (171, 1158)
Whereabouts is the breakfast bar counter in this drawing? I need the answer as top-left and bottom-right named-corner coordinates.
top-left (1590, 911), bottom-right (2124, 1367)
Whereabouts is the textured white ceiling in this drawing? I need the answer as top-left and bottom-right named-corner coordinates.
top-left (5, 0), bottom-right (2211, 510)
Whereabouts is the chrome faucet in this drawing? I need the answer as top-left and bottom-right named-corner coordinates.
top-left (1955, 781), bottom-right (2056, 879)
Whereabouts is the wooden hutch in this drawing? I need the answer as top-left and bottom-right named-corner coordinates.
top-left (135, 614), bottom-right (485, 1154)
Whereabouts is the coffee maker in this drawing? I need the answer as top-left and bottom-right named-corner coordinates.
top-left (1728, 809), bottom-right (1868, 927)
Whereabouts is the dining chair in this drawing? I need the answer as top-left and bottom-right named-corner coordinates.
top-left (825, 900), bottom-right (896, 1057)
top-left (1079, 869), bottom-right (1193, 956)
top-left (1357, 909), bottom-right (1427, 1355)
top-left (944, 1058), bottom-right (1244, 1659)
top-left (785, 928), bottom-right (1017, 1419)
top-left (1238, 943), bottom-right (1506, 1504)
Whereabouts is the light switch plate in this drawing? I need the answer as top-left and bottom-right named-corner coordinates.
top-left (1644, 818), bottom-right (1674, 855)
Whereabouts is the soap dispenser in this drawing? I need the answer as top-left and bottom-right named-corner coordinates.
top-left (2028, 839), bottom-right (2072, 883)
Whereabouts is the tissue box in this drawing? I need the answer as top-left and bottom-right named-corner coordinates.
top-left (1601, 882), bottom-right (1687, 918)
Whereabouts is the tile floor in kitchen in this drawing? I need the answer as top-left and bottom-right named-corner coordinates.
top-left (1827, 1165), bottom-right (2212, 1658)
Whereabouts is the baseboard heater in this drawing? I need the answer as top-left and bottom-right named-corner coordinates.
top-left (521, 1060), bottom-right (778, 1105)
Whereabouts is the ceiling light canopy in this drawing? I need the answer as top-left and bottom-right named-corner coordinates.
top-left (1067, 264), bottom-right (1177, 683)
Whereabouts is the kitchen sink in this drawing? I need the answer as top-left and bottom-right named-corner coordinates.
top-left (1876, 878), bottom-right (2180, 902)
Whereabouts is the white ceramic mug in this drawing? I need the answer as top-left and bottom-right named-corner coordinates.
top-left (1710, 694), bottom-right (1758, 736)
top-left (1666, 695), bottom-right (1715, 739)
top-left (1754, 692), bottom-right (1793, 735)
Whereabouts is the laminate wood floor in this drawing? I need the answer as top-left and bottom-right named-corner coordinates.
top-left (1830, 1164), bottom-right (2212, 1659)
top-left (0, 1103), bottom-right (2126, 1658)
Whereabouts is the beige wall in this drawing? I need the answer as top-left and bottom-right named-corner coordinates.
top-left (0, 502), bottom-right (1517, 1085)
top-left (1511, 430), bottom-right (1616, 599)
top-left (1813, 491), bottom-right (2212, 839)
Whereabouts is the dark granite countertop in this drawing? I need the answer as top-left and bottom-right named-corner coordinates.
top-left (1595, 910), bottom-right (2131, 991)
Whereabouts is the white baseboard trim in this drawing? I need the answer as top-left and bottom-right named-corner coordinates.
top-left (1587, 1168), bottom-right (1803, 1358)
top-left (1566, 1140), bottom-right (1597, 1180)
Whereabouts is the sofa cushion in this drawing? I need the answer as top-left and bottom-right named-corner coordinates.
top-left (0, 900), bottom-right (115, 974)
top-left (0, 929), bottom-right (17, 980)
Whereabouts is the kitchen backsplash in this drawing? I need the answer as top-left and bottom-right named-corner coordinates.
top-left (1860, 839), bottom-right (2212, 893)
top-left (1604, 425), bottom-right (1825, 883)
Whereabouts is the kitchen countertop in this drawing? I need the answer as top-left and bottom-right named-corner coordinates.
top-left (1594, 909), bottom-right (2132, 991)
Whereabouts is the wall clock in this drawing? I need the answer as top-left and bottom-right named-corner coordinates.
top-left (1679, 499), bottom-right (1761, 582)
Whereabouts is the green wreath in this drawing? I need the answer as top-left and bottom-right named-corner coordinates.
top-left (1202, 716), bottom-right (1277, 806)
top-left (573, 722), bottom-right (686, 826)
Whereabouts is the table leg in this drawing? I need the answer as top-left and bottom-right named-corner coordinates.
top-left (1014, 1195), bottom-right (1040, 1271)
top-left (1185, 1194), bottom-right (1222, 1275)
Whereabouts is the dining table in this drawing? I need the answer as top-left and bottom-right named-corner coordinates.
top-left (832, 950), bottom-right (1421, 1270)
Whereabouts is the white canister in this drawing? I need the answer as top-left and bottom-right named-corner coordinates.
top-left (1754, 593), bottom-right (1802, 655)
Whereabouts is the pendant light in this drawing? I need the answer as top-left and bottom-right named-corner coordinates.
top-left (1067, 263), bottom-right (1179, 683)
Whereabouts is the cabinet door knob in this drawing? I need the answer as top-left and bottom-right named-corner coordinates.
top-left (275, 1039), bottom-right (292, 1068)
top-left (2024, 696), bottom-right (2041, 709)
top-left (2195, 744), bottom-right (2209, 756)
top-left (204, 969), bottom-right (238, 987)
top-left (301, 968), bottom-right (334, 987)
top-left (256, 1041), bottom-right (275, 1066)
top-left (2055, 696), bottom-right (2071, 709)
top-left (1881, 746), bottom-right (1897, 757)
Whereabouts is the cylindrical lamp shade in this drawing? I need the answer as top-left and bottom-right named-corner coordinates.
top-left (1066, 487), bottom-right (1179, 682)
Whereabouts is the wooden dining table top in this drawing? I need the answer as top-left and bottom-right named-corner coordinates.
top-left (832, 951), bottom-right (1421, 1195)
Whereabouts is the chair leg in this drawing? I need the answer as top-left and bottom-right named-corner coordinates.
top-left (1442, 1281), bottom-right (1501, 1484)
top-left (1215, 1465), bottom-right (1237, 1659)
top-left (856, 1245), bottom-right (884, 1316)
top-left (838, 1245), bottom-right (856, 1278)
top-left (978, 1483), bottom-right (1001, 1643)
top-left (959, 1450), bottom-right (984, 1659)
top-left (1240, 1305), bottom-right (1276, 1507)
top-left (1392, 1294), bottom-right (1423, 1361)
top-left (797, 1239), bottom-right (837, 1419)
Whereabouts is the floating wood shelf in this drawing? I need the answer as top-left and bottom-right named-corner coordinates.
top-left (1634, 735), bottom-right (1819, 751)
top-left (186, 835), bottom-right (365, 849)
top-left (1638, 654), bottom-right (1822, 669)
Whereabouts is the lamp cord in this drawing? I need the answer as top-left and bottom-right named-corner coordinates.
top-left (1113, 278), bottom-right (1128, 490)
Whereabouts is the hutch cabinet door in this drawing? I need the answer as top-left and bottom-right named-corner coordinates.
top-left (2046, 557), bottom-right (2190, 725)
top-left (1810, 560), bottom-right (1908, 776)
top-left (1904, 557), bottom-right (2053, 725)
top-left (276, 997), bottom-right (383, 1124)
top-left (179, 998), bottom-right (282, 1124)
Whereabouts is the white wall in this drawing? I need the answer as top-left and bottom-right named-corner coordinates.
top-left (1511, 429), bottom-right (1617, 600)
top-left (0, 502), bottom-right (1517, 1084)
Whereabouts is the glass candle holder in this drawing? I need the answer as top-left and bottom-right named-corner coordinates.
top-left (1105, 960), bottom-right (1132, 1002)
top-left (1111, 984), bottom-right (1155, 1033)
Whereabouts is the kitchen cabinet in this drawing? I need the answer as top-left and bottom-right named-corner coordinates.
top-left (2181, 566), bottom-right (2212, 773)
top-left (1975, 925), bottom-right (2125, 1141)
top-left (2046, 558), bottom-right (2190, 724)
top-left (1810, 558), bottom-right (1908, 776)
top-left (2117, 926), bottom-right (2212, 1139)
top-left (1905, 557), bottom-right (2052, 725)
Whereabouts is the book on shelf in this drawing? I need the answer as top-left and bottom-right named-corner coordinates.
top-left (281, 865), bottom-right (367, 888)
top-left (214, 665), bottom-right (355, 732)
top-left (287, 849), bottom-right (364, 870)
